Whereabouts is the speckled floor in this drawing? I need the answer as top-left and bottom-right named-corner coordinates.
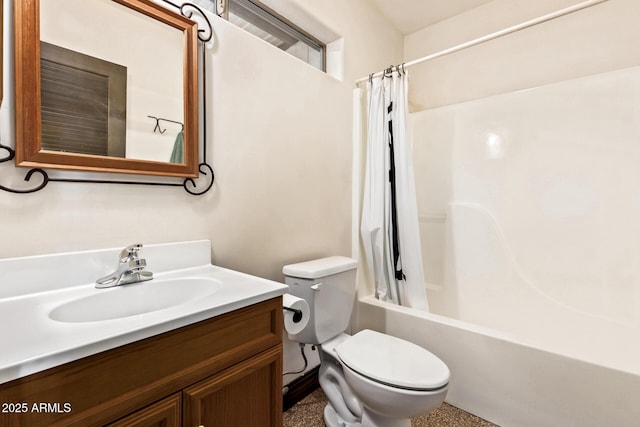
top-left (283, 388), bottom-right (499, 427)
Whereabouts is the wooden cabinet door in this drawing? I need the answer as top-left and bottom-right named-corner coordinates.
top-left (107, 394), bottom-right (181, 427)
top-left (183, 346), bottom-right (282, 427)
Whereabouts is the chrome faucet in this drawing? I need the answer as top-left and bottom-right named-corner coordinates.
top-left (95, 244), bottom-right (154, 288)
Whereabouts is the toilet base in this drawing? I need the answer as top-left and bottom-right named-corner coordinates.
top-left (360, 408), bottom-right (411, 427)
top-left (323, 403), bottom-right (359, 427)
top-left (323, 403), bottom-right (411, 427)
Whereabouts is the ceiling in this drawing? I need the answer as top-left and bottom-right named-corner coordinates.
top-left (367, 0), bottom-right (495, 35)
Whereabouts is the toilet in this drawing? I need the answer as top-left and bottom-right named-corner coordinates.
top-left (284, 256), bottom-right (449, 427)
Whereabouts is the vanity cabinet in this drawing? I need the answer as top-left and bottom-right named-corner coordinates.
top-left (0, 298), bottom-right (283, 427)
top-left (183, 346), bottom-right (281, 426)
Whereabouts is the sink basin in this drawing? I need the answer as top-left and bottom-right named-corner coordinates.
top-left (49, 277), bottom-right (221, 323)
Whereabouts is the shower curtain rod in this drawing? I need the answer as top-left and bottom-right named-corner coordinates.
top-left (355, 0), bottom-right (609, 85)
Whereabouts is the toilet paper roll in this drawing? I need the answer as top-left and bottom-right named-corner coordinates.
top-left (282, 293), bottom-right (309, 335)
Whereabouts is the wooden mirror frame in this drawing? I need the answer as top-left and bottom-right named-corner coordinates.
top-left (14, 0), bottom-right (199, 178)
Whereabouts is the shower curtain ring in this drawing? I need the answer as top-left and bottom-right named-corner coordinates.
top-left (369, 73), bottom-right (374, 84)
top-left (385, 65), bottom-right (394, 78)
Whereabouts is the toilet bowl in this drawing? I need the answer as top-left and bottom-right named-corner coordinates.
top-left (283, 257), bottom-right (450, 427)
top-left (342, 365), bottom-right (448, 426)
top-left (319, 330), bottom-right (449, 427)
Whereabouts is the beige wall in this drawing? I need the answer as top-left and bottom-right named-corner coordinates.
top-left (289, 0), bottom-right (402, 81)
top-left (0, 0), bottom-right (400, 386)
top-left (0, 0), bottom-right (401, 281)
top-left (404, 0), bottom-right (640, 111)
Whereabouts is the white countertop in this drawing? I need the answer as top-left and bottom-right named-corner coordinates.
top-left (0, 241), bottom-right (288, 385)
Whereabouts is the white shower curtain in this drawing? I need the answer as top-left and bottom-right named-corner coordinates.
top-left (360, 70), bottom-right (429, 311)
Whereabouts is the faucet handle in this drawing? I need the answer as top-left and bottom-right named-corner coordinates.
top-left (119, 243), bottom-right (143, 262)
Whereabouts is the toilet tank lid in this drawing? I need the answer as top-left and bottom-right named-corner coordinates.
top-left (283, 256), bottom-right (357, 279)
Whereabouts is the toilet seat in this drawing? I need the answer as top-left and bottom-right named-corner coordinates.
top-left (335, 329), bottom-right (449, 391)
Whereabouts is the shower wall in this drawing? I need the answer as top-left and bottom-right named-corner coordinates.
top-left (411, 66), bottom-right (640, 372)
top-left (401, 0), bottom-right (640, 374)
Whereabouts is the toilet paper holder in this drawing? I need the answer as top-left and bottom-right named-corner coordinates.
top-left (283, 306), bottom-right (303, 323)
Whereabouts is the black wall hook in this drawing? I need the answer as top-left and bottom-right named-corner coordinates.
top-left (148, 115), bottom-right (184, 134)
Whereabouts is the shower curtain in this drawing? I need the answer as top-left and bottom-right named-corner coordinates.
top-left (360, 70), bottom-right (429, 311)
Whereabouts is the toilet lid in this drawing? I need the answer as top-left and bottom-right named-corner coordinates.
top-left (335, 329), bottom-right (449, 391)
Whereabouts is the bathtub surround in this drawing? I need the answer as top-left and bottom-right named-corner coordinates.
top-left (381, 66), bottom-right (640, 426)
top-left (360, 70), bottom-right (428, 310)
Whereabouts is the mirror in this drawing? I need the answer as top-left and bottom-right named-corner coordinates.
top-left (14, 0), bottom-right (199, 177)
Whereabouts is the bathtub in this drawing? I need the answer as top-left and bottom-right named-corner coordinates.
top-left (356, 294), bottom-right (640, 426)
top-left (354, 204), bottom-right (640, 427)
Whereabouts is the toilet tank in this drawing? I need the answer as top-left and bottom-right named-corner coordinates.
top-left (283, 256), bottom-right (358, 345)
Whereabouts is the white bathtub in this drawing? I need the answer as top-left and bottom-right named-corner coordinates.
top-left (356, 294), bottom-right (640, 426)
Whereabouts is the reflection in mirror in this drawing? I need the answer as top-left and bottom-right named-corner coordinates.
top-left (14, 0), bottom-right (199, 177)
top-left (40, 0), bottom-right (184, 163)
top-left (40, 42), bottom-right (127, 157)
